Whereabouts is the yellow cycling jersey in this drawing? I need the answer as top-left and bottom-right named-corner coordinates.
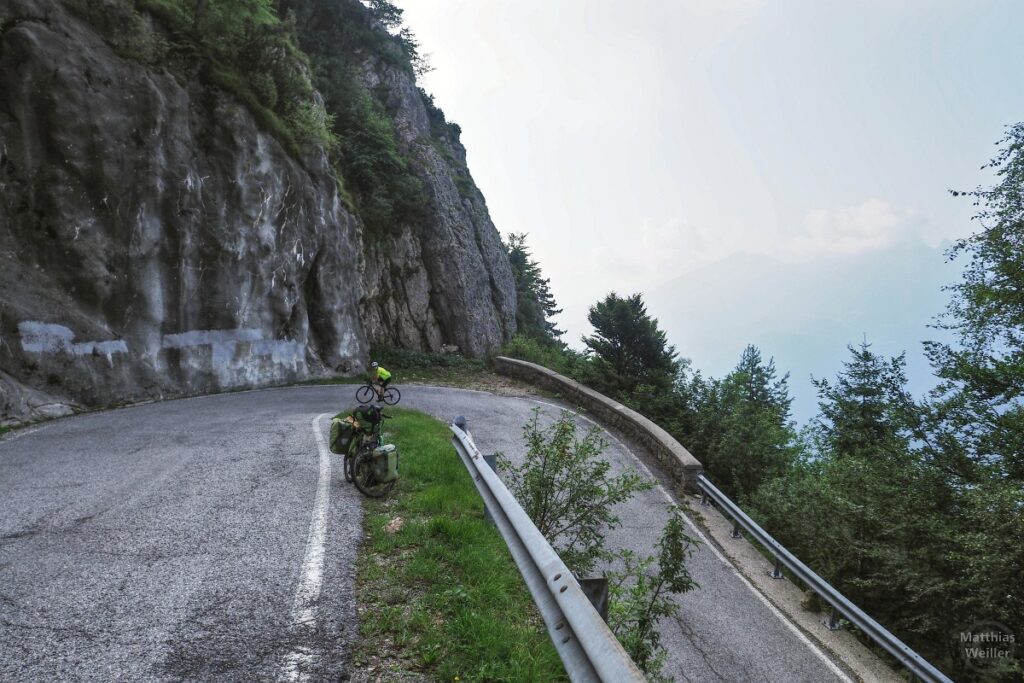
top-left (375, 366), bottom-right (392, 381)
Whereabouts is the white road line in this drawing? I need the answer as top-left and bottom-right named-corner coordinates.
top-left (528, 398), bottom-right (853, 683)
top-left (528, 398), bottom-right (634, 453)
top-left (279, 413), bottom-right (333, 683)
top-left (673, 512), bottom-right (853, 682)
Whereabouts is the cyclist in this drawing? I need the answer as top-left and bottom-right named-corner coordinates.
top-left (369, 361), bottom-right (392, 402)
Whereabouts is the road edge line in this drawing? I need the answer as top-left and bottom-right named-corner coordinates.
top-left (279, 413), bottom-right (333, 682)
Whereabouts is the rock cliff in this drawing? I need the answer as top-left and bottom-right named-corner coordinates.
top-left (0, 0), bottom-right (516, 424)
top-left (358, 58), bottom-right (516, 357)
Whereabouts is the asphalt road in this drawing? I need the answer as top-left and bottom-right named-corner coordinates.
top-left (0, 385), bottom-right (852, 682)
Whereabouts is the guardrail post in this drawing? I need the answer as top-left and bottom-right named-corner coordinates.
top-left (769, 557), bottom-right (784, 580)
top-left (578, 578), bottom-right (609, 623)
top-left (730, 520), bottom-right (742, 539)
top-left (824, 606), bottom-right (842, 631)
top-left (700, 490), bottom-right (710, 507)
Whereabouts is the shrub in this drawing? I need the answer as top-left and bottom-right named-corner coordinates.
top-left (608, 508), bottom-right (699, 681)
top-left (286, 99), bottom-right (338, 151)
top-left (501, 334), bottom-right (586, 377)
top-left (373, 347), bottom-right (485, 371)
top-left (130, 0), bottom-right (333, 157)
top-left (66, 0), bottom-right (168, 63)
top-left (499, 409), bottom-right (650, 576)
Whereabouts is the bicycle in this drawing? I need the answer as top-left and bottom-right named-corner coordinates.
top-left (343, 411), bottom-right (398, 497)
top-left (355, 381), bottom-right (401, 406)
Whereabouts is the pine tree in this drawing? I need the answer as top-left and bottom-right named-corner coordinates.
top-left (692, 345), bottom-right (796, 501)
top-left (920, 123), bottom-right (1024, 678)
top-left (812, 340), bottom-right (913, 459)
top-left (582, 293), bottom-right (678, 396)
top-left (752, 343), bottom-right (961, 672)
top-left (504, 233), bottom-right (564, 344)
top-left (926, 122), bottom-right (1024, 483)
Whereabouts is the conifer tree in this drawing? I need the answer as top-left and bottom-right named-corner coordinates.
top-left (583, 293), bottom-right (678, 396)
top-left (696, 345), bottom-right (796, 501)
top-left (753, 343), bottom-right (951, 648)
top-left (505, 233), bottom-right (564, 345)
top-left (927, 122), bottom-right (1024, 483)
top-left (920, 123), bottom-right (1024, 678)
top-left (812, 341), bottom-right (914, 459)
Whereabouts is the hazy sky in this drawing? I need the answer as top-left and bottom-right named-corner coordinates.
top-left (401, 0), bottom-right (1024, 423)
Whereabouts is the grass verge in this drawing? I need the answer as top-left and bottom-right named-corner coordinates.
top-left (373, 348), bottom-right (495, 390)
top-left (354, 408), bottom-right (566, 682)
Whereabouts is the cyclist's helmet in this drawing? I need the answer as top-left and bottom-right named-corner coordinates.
top-left (371, 361), bottom-right (379, 368)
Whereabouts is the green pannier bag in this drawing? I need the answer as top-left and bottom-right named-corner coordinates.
top-left (330, 417), bottom-right (356, 455)
top-left (371, 444), bottom-right (399, 483)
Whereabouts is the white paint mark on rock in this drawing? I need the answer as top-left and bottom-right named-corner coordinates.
top-left (18, 321), bottom-right (128, 365)
top-left (338, 330), bottom-right (359, 358)
top-left (162, 328), bottom-right (263, 365)
top-left (162, 328), bottom-right (305, 369)
top-left (251, 339), bottom-right (304, 368)
top-left (18, 321), bottom-right (308, 377)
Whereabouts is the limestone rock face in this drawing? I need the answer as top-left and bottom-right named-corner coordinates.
top-left (358, 59), bottom-right (517, 358)
top-left (0, 0), bottom-right (367, 420)
top-left (0, 1), bottom-right (516, 424)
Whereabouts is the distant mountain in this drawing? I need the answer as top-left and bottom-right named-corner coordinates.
top-left (645, 244), bottom-right (960, 425)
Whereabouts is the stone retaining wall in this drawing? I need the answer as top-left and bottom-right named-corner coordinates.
top-left (494, 356), bottom-right (703, 492)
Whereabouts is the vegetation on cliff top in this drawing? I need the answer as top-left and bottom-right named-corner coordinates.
top-left (66, 0), bottom-right (338, 153)
top-left (281, 0), bottom-right (433, 234)
top-left (68, 0), bottom-right (460, 237)
top-left (505, 234), bottom-right (564, 345)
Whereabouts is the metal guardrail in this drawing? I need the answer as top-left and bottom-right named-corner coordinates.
top-left (450, 417), bottom-right (647, 683)
top-left (696, 474), bottom-right (954, 683)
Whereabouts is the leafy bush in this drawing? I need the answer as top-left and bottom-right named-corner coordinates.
top-left (286, 99), bottom-right (338, 152)
top-left (500, 410), bottom-right (699, 677)
top-left (65, 0), bottom-right (169, 63)
top-left (609, 508), bottom-right (699, 681)
top-left (501, 334), bottom-right (587, 377)
top-left (499, 409), bottom-right (650, 576)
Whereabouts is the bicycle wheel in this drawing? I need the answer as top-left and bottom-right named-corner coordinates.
top-left (343, 452), bottom-right (354, 483)
top-left (355, 384), bottom-right (375, 404)
top-left (383, 387), bottom-right (401, 405)
top-left (352, 451), bottom-right (396, 498)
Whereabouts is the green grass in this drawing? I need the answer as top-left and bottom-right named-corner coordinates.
top-left (355, 408), bottom-right (567, 682)
top-left (0, 425), bottom-right (11, 437)
top-left (296, 375), bottom-right (365, 387)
